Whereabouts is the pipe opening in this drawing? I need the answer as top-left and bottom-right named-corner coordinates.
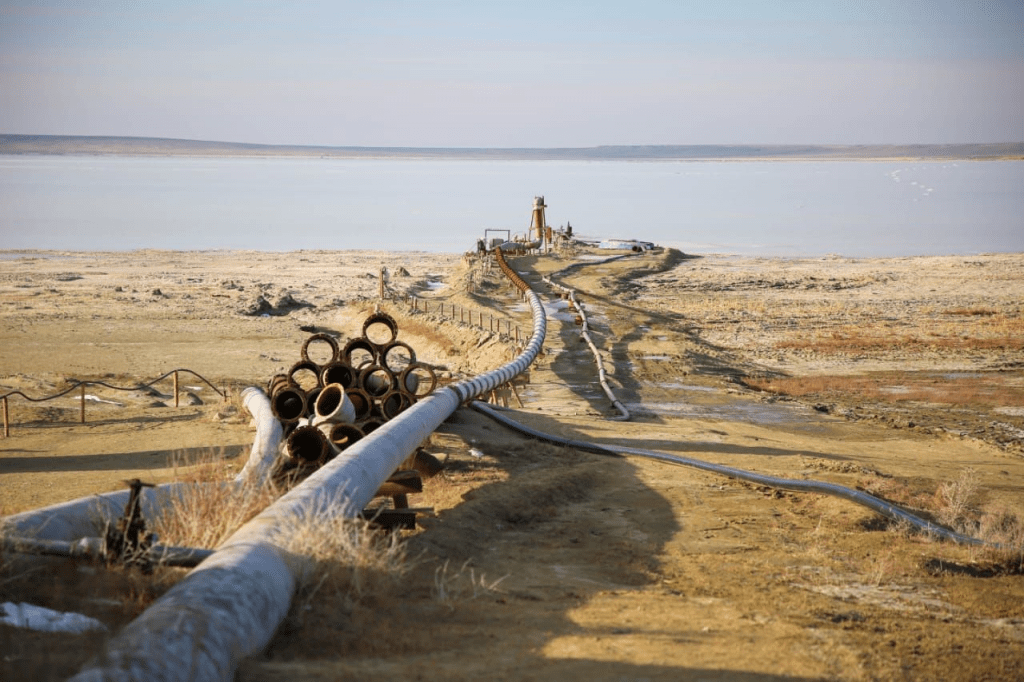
top-left (288, 360), bottom-right (322, 392)
top-left (300, 333), bottom-right (340, 366)
top-left (381, 341), bottom-right (416, 374)
top-left (271, 387), bottom-right (306, 423)
top-left (380, 390), bottom-right (413, 420)
top-left (315, 383), bottom-right (344, 417)
top-left (362, 312), bottom-right (398, 346)
top-left (360, 365), bottom-right (395, 398)
top-left (360, 418), bottom-right (384, 434)
top-left (328, 423), bottom-right (364, 451)
top-left (400, 364), bottom-right (437, 398)
top-left (320, 361), bottom-right (356, 389)
top-left (286, 425), bottom-right (331, 463)
top-left (345, 388), bottom-right (373, 420)
top-left (344, 338), bottom-right (378, 368)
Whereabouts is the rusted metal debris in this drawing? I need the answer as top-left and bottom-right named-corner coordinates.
top-left (266, 314), bottom-right (445, 523)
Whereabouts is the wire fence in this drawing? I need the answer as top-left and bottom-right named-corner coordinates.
top-left (396, 284), bottom-right (533, 408)
top-left (400, 293), bottom-right (528, 346)
top-left (1, 369), bottom-right (227, 437)
top-left (3, 277), bottom-right (529, 436)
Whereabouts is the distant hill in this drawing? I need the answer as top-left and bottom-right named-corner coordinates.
top-left (1, 135), bottom-right (1021, 161)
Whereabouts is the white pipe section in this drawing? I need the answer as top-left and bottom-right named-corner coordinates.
top-left (311, 383), bottom-right (356, 426)
top-left (234, 387), bottom-right (285, 488)
top-left (4, 389), bottom-right (283, 544)
top-left (3, 483), bottom-right (195, 542)
top-left (543, 276), bottom-right (630, 421)
top-left (72, 256), bottom-right (547, 682)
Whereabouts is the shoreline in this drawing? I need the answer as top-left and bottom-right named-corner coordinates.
top-left (4, 151), bottom-right (1023, 163)
top-left (3, 135), bottom-right (1022, 162)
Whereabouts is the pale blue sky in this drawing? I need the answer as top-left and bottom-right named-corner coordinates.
top-left (1, 1), bottom-right (1021, 147)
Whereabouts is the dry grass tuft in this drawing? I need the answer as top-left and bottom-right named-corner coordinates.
top-left (150, 448), bottom-right (281, 549)
top-left (273, 497), bottom-right (412, 615)
top-left (933, 468), bottom-right (980, 532)
top-left (432, 558), bottom-right (508, 610)
top-left (860, 468), bottom-right (1024, 571)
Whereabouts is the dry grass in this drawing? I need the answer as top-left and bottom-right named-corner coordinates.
top-left (432, 558), bottom-right (508, 610)
top-left (933, 468), bottom-right (980, 531)
top-left (272, 496), bottom-right (412, 615)
top-left (859, 469), bottom-right (1024, 572)
top-left (150, 448), bottom-right (281, 549)
top-left (773, 312), bottom-right (1024, 354)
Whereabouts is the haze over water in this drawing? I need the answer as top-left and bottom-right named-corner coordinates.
top-left (1, 156), bottom-right (1021, 257)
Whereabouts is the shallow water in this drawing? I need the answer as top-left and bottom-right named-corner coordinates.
top-left (1, 156), bottom-right (1021, 256)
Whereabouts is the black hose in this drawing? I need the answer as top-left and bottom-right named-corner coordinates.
top-left (468, 401), bottom-right (998, 548)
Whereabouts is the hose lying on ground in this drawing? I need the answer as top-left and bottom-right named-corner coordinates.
top-left (468, 401), bottom-right (999, 548)
top-left (542, 276), bottom-right (630, 421)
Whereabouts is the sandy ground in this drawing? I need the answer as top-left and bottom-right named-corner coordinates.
top-left (2, 247), bottom-right (1023, 681)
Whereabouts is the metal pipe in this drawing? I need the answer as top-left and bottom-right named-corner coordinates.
top-left (269, 384), bottom-right (306, 423)
top-left (286, 425), bottom-right (332, 464)
top-left (361, 312), bottom-right (399, 347)
top-left (72, 248), bottom-right (547, 682)
top-left (320, 360), bottom-right (356, 389)
top-left (345, 387), bottom-right (374, 421)
top-left (0, 535), bottom-right (213, 569)
top-left (300, 332), bottom-right (340, 366)
top-left (234, 387), bottom-right (285, 488)
top-left (7, 391), bottom-right (280, 541)
top-left (323, 422), bottom-right (364, 452)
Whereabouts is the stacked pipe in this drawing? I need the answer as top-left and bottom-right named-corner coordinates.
top-left (265, 317), bottom-right (439, 485)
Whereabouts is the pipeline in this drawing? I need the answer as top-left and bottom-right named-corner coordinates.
top-left (0, 535), bottom-right (213, 569)
top-left (234, 387), bottom-right (285, 488)
top-left (5, 389), bottom-right (281, 545)
top-left (543, 276), bottom-right (630, 421)
top-left (468, 401), bottom-right (997, 548)
top-left (71, 247), bottom-right (546, 682)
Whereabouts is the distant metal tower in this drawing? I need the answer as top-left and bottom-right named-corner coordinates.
top-left (530, 196), bottom-right (548, 251)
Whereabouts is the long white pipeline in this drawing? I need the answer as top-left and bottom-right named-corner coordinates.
top-left (72, 257), bottom-right (547, 682)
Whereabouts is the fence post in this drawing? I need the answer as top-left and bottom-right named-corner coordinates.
top-left (2, 396), bottom-right (8, 437)
top-left (80, 384), bottom-right (86, 424)
top-left (174, 370), bottom-right (180, 408)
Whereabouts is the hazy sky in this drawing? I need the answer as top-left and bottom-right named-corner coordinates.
top-left (1, 1), bottom-right (1021, 147)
